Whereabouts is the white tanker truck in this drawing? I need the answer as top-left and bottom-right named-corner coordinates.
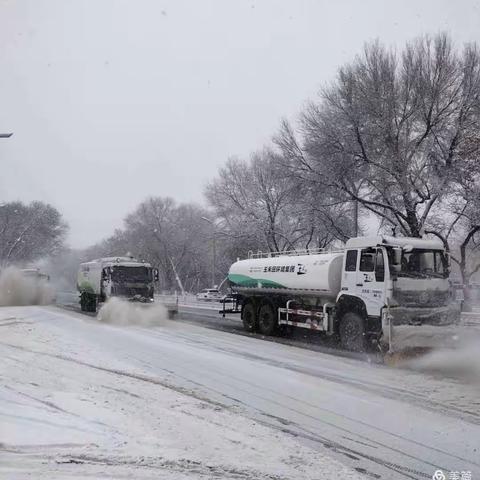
top-left (77, 255), bottom-right (159, 312)
top-left (225, 235), bottom-right (460, 352)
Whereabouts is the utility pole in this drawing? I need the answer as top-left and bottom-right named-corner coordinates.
top-left (201, 216), bottom-right (216, 287)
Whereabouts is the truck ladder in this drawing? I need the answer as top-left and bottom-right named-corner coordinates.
top-left (248, 247), bottom-right (344, 259)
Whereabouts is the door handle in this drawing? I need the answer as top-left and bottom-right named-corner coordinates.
top-left (356, 283), bottom-right (363, 287)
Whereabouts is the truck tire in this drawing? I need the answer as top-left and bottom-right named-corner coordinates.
top-left (242, 302), bottom-right (257, 333)
top-left (258, 303), bottom-right (277, 336)
top-left (88, 295), bottom-right (97, 313)
top-left (80, 292), bottom-right (93, 312)
top-left (81, 293), bottom-right (96, 313)
top-left (339, 312), bottom-right (367, 352)
top-left (80, 294), bottom-right (86, 312)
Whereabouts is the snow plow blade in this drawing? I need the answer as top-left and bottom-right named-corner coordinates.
top-left (126, 297), bottom-right (178, 319)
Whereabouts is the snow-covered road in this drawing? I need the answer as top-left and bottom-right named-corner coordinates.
top-left (1, 306), bottom-right (479, 479)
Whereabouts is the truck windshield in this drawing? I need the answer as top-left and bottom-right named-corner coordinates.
top-left (395, 249), bottom-right (447, 278)
top-left (111, 266), bottom-right (152, 283)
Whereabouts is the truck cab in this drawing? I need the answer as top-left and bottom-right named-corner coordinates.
top-left (339, 236), bottom-right (459, 351)
top-left (77, 256), bottom-right (159, 312)
top-left (341, 244), bottom-right (387, 316)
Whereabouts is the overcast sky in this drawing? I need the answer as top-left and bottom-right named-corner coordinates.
top-left (1, 0), bottom-right (480, 248)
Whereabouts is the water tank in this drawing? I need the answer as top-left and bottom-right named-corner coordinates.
top-left (228, 252), bottom-right (344, 299)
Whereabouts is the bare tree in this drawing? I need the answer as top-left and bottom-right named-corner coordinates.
top-left (274, 120), bottom-right (357, 241)
top-left (425, 127), bottom-right (480, 304)
top-left (206, 148), bottom-right (353, 256)
top-left (206, 149), bottom-right (296, 252)
top-left (86, 197), bottom-right (213, 292)
top-left (283, 34), bottom-right (480, 238)
top-left (0, 201), bottom-right (68, 267)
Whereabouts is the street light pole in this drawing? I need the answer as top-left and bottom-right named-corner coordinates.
top-left (201, 216), bottom-right (216, 287)
top-left (212, 230), bottom-right (216, 287)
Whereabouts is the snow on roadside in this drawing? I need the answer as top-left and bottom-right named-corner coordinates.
top-left (0, 306), bottom-right (363, 479)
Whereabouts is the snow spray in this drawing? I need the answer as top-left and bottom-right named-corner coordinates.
top-left (97, 297), bottom-right (168, 326)
top-left (0, 266), bottom-right (55, 306)
top-left (405, 337), bottom-right (480, 385)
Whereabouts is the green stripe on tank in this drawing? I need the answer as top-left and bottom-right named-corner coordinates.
top-left (228, 273), bottom-right (286, 289)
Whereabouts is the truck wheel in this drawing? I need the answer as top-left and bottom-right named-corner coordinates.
top-left (339, 312), bottom-right (367, 352)
top-left (84, 294), bottom-right (96, 313)
top-left (242, 302), bottom-right (257, 333)
top-left (80, 294), bottom-right (86, 312)
top-left (258, 303), bottom-right (277, 336)
top-left (90, 295), bottom-right (98, 313)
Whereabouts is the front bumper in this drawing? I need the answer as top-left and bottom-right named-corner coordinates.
top-left (124, 295), bottom-right (154, 303)
top-left (381, 304), bottom-right (462, 351)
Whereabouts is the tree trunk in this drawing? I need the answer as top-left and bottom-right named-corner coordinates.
top-left (353, 200), bottom-right (359, 237)
top-left (459, 226), bottom-right (480, 312)
top-left (405, 208), bottom-right (421, 237)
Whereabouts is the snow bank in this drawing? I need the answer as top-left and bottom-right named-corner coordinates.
top-left (97, 297), bottom-right (167, 326)
top-left (0, 266), bottom-right (54, 306)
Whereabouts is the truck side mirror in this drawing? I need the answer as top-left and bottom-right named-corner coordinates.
top-left (392, 247), bottom-right (402, 272)
top-left (444, 253), bottom-right (451, 276)
top-left (374, 249), bottom-right (385, 282)
top-left (154, 269), bottom-right (159, 282)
